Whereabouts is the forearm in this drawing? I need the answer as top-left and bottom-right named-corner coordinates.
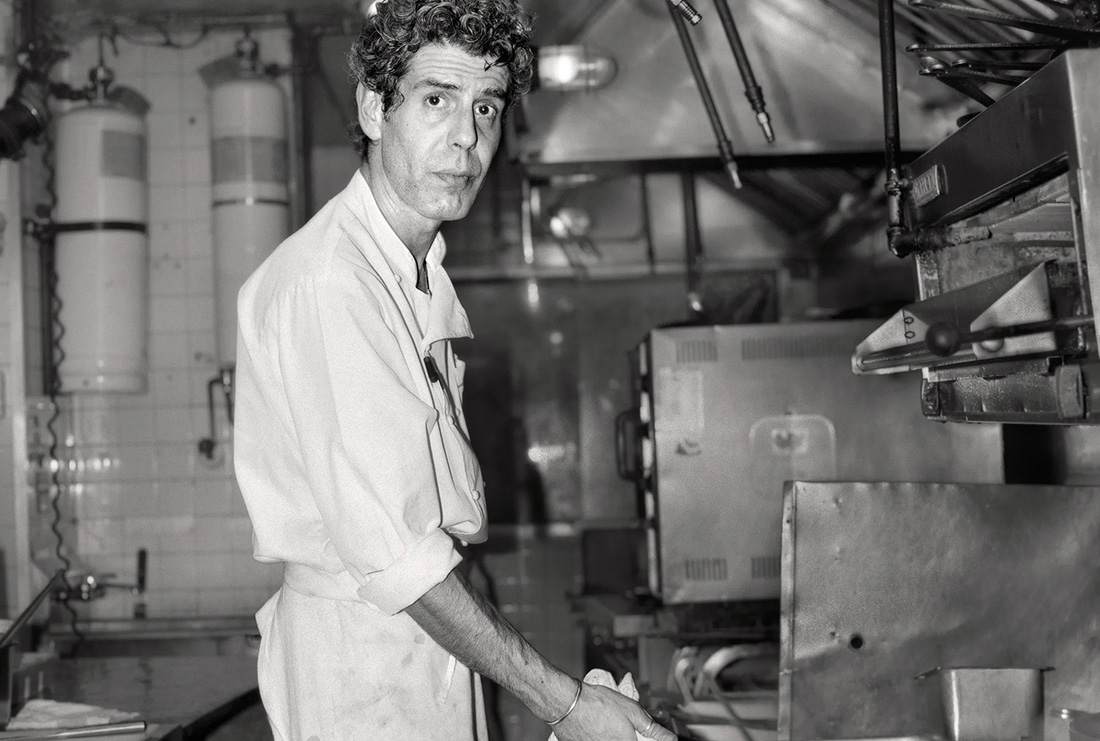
top-left (405, 568), bottom-right (577, 723)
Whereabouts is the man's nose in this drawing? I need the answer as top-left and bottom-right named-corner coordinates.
top-left (449, 109), bottom-right (478, 150)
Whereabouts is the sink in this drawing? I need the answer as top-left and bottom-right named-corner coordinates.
top-left (45, 616), bottom-right (260, 658)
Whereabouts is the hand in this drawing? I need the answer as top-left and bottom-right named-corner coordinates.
top-left (551, 683), bottom-right (677, 741)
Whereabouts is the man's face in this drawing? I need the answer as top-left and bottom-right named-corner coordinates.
top-left (358, 42), bottom-right (509, 237)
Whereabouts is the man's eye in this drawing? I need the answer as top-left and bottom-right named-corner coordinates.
top-left (477, 103), bottom-right (499, 119)
top-left (426, 94), bottom-right (443, 106)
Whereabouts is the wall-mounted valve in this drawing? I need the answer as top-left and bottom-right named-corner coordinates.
top-left (199, 367), bottom-right (234, 460)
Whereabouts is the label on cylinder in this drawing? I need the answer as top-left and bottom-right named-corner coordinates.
top-left (212, 136), bottom-right (288, 186)
top-left (101, 130), bottom-right (146, 180)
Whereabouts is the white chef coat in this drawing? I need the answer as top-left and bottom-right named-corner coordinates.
top-left (233, 169), bottom-right (489, 741)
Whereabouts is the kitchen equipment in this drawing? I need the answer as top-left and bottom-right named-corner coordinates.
top-left (859, 49), bottom-right (1100, 424)
top-left (934, 667), bottom-right (1044, 741)
top-left (621, 320), bottom-right (1003, 605)
top-left (779, 481), bottom-right (1100, 741)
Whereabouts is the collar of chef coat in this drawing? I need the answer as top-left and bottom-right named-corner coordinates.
top-left (344, 168), bottom-right (474, 347)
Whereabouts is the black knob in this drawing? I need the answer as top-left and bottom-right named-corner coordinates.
top-left (925, 322), bottom-right (961, 357)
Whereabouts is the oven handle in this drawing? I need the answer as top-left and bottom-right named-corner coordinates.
top-left (615, 410), bottom-right (639, 482)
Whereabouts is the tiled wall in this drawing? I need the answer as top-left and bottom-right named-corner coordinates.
top-left (24, 29), bottom-right (294, 619)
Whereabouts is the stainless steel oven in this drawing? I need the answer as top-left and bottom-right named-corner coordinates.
top-left (620, 319), bottom-right (1004, 605)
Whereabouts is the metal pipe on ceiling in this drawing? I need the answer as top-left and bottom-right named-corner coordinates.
top-left (667, 2), bottom-right (742, 189)
top-left (879, 0), bottom-right (907, 254)
top-left (710, 0), bottom-right (774, 143)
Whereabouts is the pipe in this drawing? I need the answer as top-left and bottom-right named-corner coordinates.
top-left (711, 0), bottom-right (774, 143)
top-left (287, 15), bottom-right (312, 230)
top-left (521, 178), bottom-right (535, 265)
top-left (878, 0), bottom-right (907, 255)
top-left (682, 172), bottom-right (705, 320)
top-left (669, 3), bottom-right (741, 189)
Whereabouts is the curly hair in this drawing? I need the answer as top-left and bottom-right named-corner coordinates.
top-left (348, 0), bottom-right (535, 160)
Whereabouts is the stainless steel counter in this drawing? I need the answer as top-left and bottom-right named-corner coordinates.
top-left (30, 656), bottom-right (259, 740)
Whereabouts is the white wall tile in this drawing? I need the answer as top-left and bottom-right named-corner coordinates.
top-left (184, 184), bottom-right (211, 220)
top-left (182, 147), bottom-right (212, 184)
top-left (149, 149), bottom-right (185, 186)
top-left (182, 112), bottom-right (210, 149)
top-left (154, 406), bottom-right (195, 443)
top-left (148, 185), bottom-right (187, 222)
top-left (142, 46), bottom-right (184, 79)
top-left (150, 254), bottom-right (187, 298)
top-left (148, 588), bottom-right (198, 617)
top-left (185, 257), bottom-right (214, 296)
top-left (186, 223), bottom-right (214, 258)
top-left (149, 370), bottom-right (192, 408)
top-left (186, 293), bottom-right (215, 334)
top-left (181, 77), bottom-right (209, 114)
top-left (187, 331), bottom-right (218, 368)
top-left (147, 111), bottom-right (184, 151)
top-left (149, 549), bottom-right (198, 589)
top-left (154, 482), bottom-right (199, 518)
top-left (148, 329), bottom-right (190, 370)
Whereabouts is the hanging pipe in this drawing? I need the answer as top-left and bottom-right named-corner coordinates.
top-left (669, 3), bottom-right (742, 189)
top-left (879, 0), bottom-right (909, 256)
top-left (711, 0), bottom-right (775, 143)
top-left (682, 172), bottom-right (706, 321)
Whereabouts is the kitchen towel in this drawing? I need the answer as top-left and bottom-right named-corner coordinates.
top-left (547, 669), bottom-right (652, 741)
top-left (6, 699), bottom-right (140, 730)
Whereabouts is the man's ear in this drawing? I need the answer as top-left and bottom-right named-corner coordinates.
top-left (356, 82), bottom-right (384, 141)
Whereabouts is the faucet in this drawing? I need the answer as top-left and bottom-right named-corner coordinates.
top-left (57, 549), bottom-right (147, 615)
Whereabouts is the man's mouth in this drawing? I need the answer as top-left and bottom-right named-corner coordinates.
top-left (436, 171), bottom-right (478, 187)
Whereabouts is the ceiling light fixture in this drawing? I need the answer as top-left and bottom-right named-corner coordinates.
top-left (537, 45), bottom-right (617, 92)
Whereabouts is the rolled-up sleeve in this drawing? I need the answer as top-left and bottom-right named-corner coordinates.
top-left (269, 267), bottom-right (460, 616)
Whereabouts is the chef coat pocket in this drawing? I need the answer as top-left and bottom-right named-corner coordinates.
top-left (452, 354), bottom-right (467, 398)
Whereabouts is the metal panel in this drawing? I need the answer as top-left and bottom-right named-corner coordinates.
top-left (901, 51), bottom-right (1095, 229)
top-left (779, 481), bottom-right (1100, 741)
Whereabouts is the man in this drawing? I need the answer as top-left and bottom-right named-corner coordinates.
top-left (233, 1), bottom-right (677, 739)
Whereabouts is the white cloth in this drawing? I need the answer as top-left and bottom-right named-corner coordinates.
top-left (234, 170), bottom-right (488, 740)
top-left (548, 669), bottom-right (651, 741)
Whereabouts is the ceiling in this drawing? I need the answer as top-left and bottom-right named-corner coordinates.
top-left (41, 0), bottom-right (1090, 237)
top-left (44, 0), bottom-right (620, 45)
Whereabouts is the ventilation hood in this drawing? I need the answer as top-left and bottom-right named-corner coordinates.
top-left (510, 0), bottom-right (962, 176)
